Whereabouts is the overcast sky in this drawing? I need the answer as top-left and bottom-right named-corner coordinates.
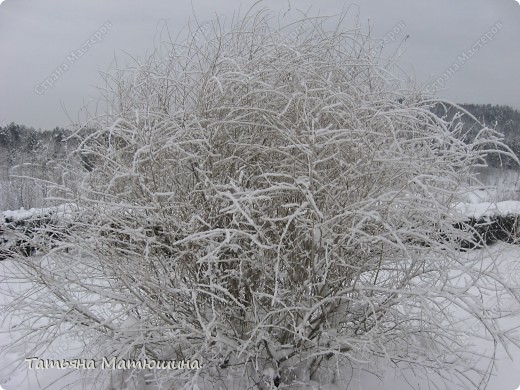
top-left (0, 0), bottom-right (519, 130)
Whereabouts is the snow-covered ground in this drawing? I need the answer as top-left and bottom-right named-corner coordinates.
top-left (354, 241), bottom-right (520, 390)
top-left (1, 244), bottom-right (520, 389)
top-left (0, 258), bottom-right (97, 390)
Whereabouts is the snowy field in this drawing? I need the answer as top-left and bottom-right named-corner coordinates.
top-left (1, 243), bottom-right (520, 390)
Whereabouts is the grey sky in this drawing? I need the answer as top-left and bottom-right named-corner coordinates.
top-left (0, 0), bottom-right (519, 129)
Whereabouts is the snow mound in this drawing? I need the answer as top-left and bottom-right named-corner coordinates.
top-left (2, 203), bottom-right (77, 223)
top-left (453, 200), bottom-right (520, 219)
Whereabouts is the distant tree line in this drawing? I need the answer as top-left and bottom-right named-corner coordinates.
top-left (0, 123), bottom-right (73, 210)
top-left (434, 103), bottom-right (520, 168)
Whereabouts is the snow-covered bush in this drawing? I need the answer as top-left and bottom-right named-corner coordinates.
top-left (4, 9), bottom-right (520, 389)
